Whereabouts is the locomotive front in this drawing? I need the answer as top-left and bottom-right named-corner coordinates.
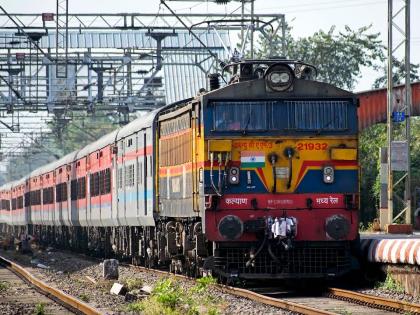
top-left (201, 60), bottom-right (359, 279)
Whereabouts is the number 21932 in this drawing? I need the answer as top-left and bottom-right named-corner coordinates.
top-left (296, 142), bottom-right (328, 151)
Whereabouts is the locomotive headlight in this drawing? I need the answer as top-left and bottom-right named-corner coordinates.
top-left (323, 166), bottom-right (334, 184)
top-left (269, 71), bottom-right (290, 84)
top-left (265, 64), bottom-right (294, 92)
top-left (229, 167), bottom-right (240, 185)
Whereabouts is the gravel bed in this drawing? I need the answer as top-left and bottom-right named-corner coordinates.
top-left (356, 287), bottom-right (420, 305)
top-left (0, 247), bottom-right (293, 314)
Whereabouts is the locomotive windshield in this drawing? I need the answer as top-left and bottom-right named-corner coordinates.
top-left (211, 100), bottom-right (352, 133)
top-left (213, 101), bottom-right (268, 131)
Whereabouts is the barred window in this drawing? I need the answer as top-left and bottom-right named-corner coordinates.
top-left (30, 190), bottom-right (41, 205)
top-left (1, 199), bottom-right (10, 211)
top-left (118, 168), bottom-right (123, 189)
top-left (90, 172), bottom-right (100, 197)
top-left (56, 183), bottom-right (67, 202)
top-left (77, 177), bottom-right (86, 199)
top-left (17, 196), bottom-right (23, 209)
top-left (125, 164), bottom-right (135, 187)
top-left (103, 168), bottom-right (111, 194)
top-left (42, 187), bottom-right (54, 204)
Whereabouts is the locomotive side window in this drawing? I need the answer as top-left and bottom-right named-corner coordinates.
top-left (159, 113), bottom-right (192, 167)
top-left (213, 101), bottom-right (267, 131)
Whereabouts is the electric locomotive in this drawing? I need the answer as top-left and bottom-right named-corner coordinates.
top-left (158, 58), bottom-right (359, 279)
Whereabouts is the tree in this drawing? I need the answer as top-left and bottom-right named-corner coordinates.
top-left (372, 57), bottom-right (420, 89)
top-left (253, 24), bottom-right (385, 90)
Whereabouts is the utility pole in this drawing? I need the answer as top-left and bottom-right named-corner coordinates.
top-left (386, 0), bottom-right (412, 228)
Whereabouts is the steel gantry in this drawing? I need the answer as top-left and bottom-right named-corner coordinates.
top-left (0, 3), bottom-right (286, 180)
top-left (384, 0), bottom-right (412, 227)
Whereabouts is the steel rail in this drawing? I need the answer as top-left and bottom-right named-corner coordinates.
top-left (328, 287), bottom-right (420, 314)
top-left (0, 255), bottom-right (101, 315)
top-left (217, 285), bottom-right (336, 315)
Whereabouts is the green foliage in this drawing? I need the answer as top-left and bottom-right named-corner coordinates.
top-left (373, 58), bottom-right (420, 89)
top-left (192, 276), bottom-right (217, 294)
top-left (0, 280), bottom-right (9, 292)
top-left (375, 273), bottom-right (404, 293)
top-left (358, 118), bottom-right (420, 224)
top-left (358, 123), bottom-right (386, 222)
top-left (126, 277), bottom-right (221, 315)
top-left (152, 278), bottom-right (183, 309)
top-left (125, 278), bottom-right (144, 291)
top-left (358, 222), bottom-right (373, 232)
top-left (79, 293), bottom-right (90, 302)
top-left (253, 24), bottom-right (385, 90)
top-left (33, 303), bottom-right (46, 315)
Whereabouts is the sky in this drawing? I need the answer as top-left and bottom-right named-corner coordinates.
top-left (2, 0), bottom-right (419, 92)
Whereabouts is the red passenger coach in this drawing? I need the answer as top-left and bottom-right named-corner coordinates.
top-left (11, 180), bottom-right (26, 226)
top-left (42, 171), bottom-right (55, 226)
top-left (88, 145), bottom-right (113, 227)
top-left (74, 155), bottom-right (88, 227)
top-left (28, 174), bottom-right (43, 225)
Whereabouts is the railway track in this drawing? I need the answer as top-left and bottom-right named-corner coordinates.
top-left (128, 263), bottom-right (420, 315)
top-left (2, 249), bottom-right (420, 315)
top-left (0, 255), bottom-right (101, 315)
top-left (224, 285), bottom-right (420, 315)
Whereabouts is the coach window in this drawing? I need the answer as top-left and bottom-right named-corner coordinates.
top-left (118, 168), bottom-right (123, 189)
top-left (71, 179), bottom-right (78, 201)
top-left (17, 196), bottom-right (23, 208)
top-left (104, 168), bottom-right (111, 194)
top-left (77, 177), bottom-right (86, 199)
top-left (24, 192), bottom-right (30, 207)
top-left (125, 165), bottom-right (135, 187)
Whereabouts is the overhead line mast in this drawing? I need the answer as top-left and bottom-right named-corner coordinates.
top-left (385, 0), bottom-right (412, 228)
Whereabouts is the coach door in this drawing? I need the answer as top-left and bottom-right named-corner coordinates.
top-left (117, 139), bottom-right (126, 225)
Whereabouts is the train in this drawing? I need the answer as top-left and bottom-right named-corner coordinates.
top-left (0, 58), bottom-right (360, 281)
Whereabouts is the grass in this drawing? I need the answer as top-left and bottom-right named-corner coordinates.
top-left (359, 222), bottom-right (373, 232)
top-left (33, 303), bottom-right (46, 315)
top-left (375, 273), bottom-right (405, 293)
top-left (0, 281), bottom-right (9, 292)
top-left (79, 293), bottom-right (90, 302)
top-left (126, 276), bottom-right (220, 315)
top-left (125, 278), bottom-right (144, 291)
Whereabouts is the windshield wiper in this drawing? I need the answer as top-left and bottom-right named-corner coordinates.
top-left (242, 112), bottom-right (251, 135)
